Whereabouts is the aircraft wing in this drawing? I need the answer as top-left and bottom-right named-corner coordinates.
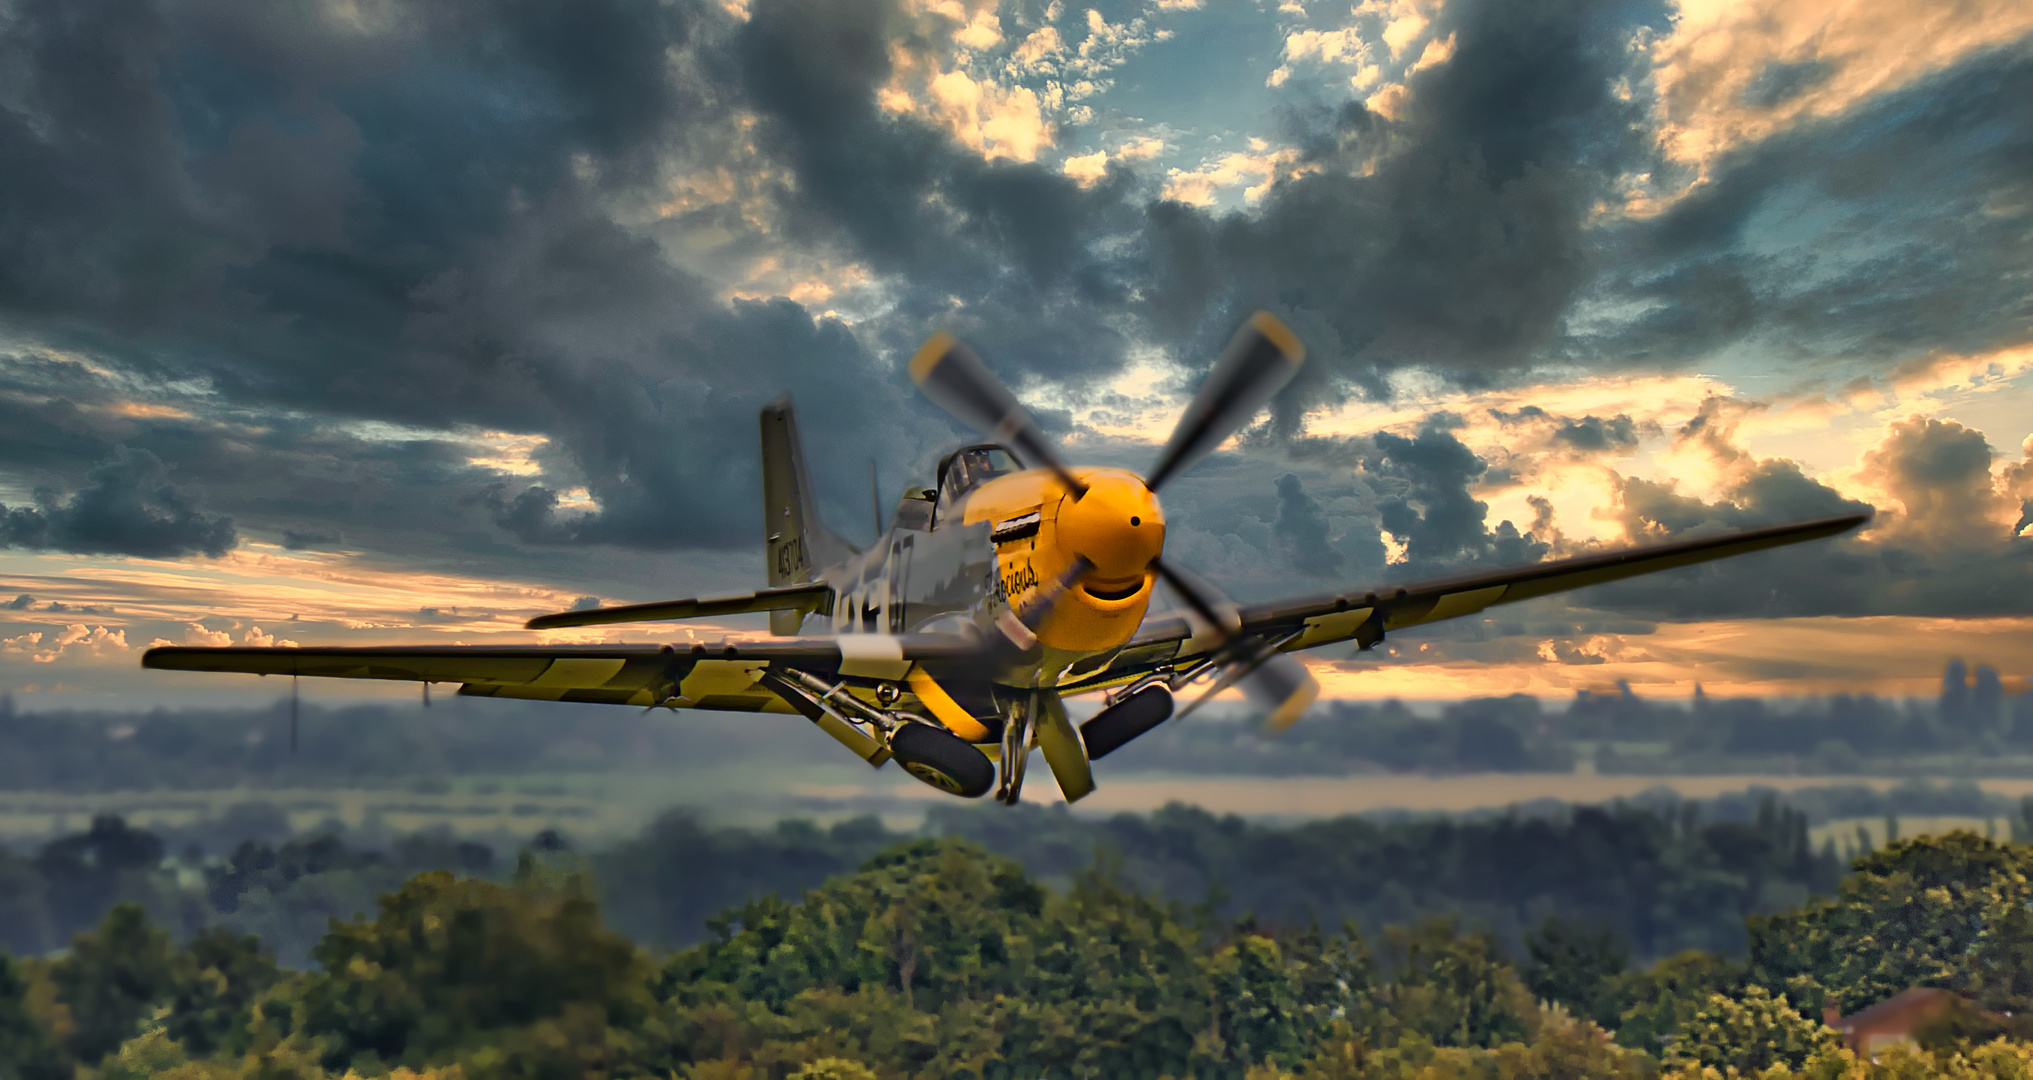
top-left (141, 633), bottom-right (976, 711)
top-left (522, 581), bottom-right (831, 629)
top-left (1067, 512), bottom-right (1871, 691)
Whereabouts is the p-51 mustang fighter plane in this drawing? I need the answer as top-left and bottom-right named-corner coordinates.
top-left (145, 314), bottom-right (1868, 804)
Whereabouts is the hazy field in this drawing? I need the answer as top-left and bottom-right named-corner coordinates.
top-left (6, 764), bottom-right (2033, 843)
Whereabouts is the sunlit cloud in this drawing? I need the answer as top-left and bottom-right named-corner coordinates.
top-left (1061, 135), bottom-right (1165, 186)
top-left (2, 623), bottom-right (130, 664)
top-left (1161, 141), bottom-right (1305, 206)
top-left (1648, 0), bottom-right (2033, 190)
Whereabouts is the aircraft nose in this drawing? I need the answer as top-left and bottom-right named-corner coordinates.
top-left (1055, 470), bottom-right (1165, 581)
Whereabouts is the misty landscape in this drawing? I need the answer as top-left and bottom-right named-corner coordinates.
top-left (6, 675), bottom-right (2033, 1076)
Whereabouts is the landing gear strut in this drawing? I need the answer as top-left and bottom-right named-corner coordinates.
top-left (996, 693), bottom-right (1035, 804)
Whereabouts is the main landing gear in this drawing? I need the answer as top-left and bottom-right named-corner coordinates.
top-left (888, 722), bottom-right (995, 798)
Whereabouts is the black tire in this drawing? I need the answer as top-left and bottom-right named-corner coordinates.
top-left (1080, 686), bottom-right (1175, 759)
top-left (890, 723), bottom-right (995, 798)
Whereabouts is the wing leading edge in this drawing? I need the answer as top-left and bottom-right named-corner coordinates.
top-left (1073, 512), bottom-right (1871, 690)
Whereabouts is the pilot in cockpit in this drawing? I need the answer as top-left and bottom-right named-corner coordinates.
top-left (931, 445), bottom-right (1017, 528)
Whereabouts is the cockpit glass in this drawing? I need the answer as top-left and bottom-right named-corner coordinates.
top-left (944, 447), bottom-right (1017, 496)
top-left (932, 446), bottom-right (1020, 529)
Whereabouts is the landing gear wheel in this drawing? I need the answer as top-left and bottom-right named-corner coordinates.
top-left (890, 723), bottom-right (994, 798)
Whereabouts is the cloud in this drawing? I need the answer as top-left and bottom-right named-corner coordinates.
top-left (282, 527), bottom-right (343, 551)
top-left (1600, 50), bottom-right (2033, 371)
top-left (173, 623), bottom-right (233, 647)
top-left (1141, 0), bottom-right (1666, 404)
top-left (1268, 27), bottom-right (1371, 88)
top-left (0, 449), bottom-right (235, 557)
top-left (1858, 416), bottom-right (2016, 549)
top-left (1273, 472), bottom-right (1345, 576)
top-left (1648, 0), bottom-right (2033, 183)
top-left (240, 625), bottom-right (299, 648)
top-left (1, 624), bottom-right (130, 664)
top-left (1160, 145), bottom-right (1301, 206)
top-left (0, 0), bottom-right (2025, 683)
top-left (2004, 436), bottom-right (2033, 537)
top-left (1551, 414), bottom-right (1643, 454)
top-left (4, 595), bottom-right (32, 610)
top-left (1061, 136), bottom-right (1164, 187)
top-left (1359, 422), bottom-right (1549, 569)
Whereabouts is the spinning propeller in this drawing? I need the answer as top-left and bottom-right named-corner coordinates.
top-left (910, 311), bottom-right (1319, 732)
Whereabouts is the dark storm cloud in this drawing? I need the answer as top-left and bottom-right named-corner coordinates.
top-left (0, 448), bottom-right (235, 558)
top-left (0, 0), bottom-right (2022, 634)
top-left (731, 0), bottom-right (1144, 384)
top-left (1553, 415), bottom-right (1642, 453)
top-left (281, 527), bottom-right (342, 551)
top-left (1598, 43), bottom-right (2033, 368)
top-left (1356, 423), bottom-right (1548, 570)
top-left (1577, 413), bottom-right (2033, 619)
top-left (0, 0), bottom-right (929, 558)
top-left (1131, 0), bottom-right (1670, 413)
top-left (1272, 473), bottom-right (1343, 577)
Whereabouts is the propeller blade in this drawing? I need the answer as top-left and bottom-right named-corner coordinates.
top-left (1241, 651), bottom-right (1320, 733)
top-left (910, 332), bottom-right (1088, 497)
top-left (985, 554), bottom-right (1094, 669)
top-left (1144, 311), bottom-right (1306, 492)
top-left (1158, 556), bottom-right (1320, 731)
top-left (1153, 557), bottom-right (1239, 637)
top-left (1174, 641), bottom-right (1322, 730)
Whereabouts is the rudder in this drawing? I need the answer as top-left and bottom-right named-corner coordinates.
top-left (760, 396), bottom-right (852, 634)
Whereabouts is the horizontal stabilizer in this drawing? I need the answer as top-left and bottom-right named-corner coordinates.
top-left (524, 582), bottom-right (831, 630)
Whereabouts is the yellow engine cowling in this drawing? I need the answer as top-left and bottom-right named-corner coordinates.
top-left (963, 466), bottom-right (1163, 655)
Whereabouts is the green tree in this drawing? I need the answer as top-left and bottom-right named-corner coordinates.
top-left (669, 839), bottom-right (1050, 1013)
top-left (1612, 949), bottom-right (1740, 1052)
top-left (50, 901), bottom-right (174, 1065)
top-left (1523, 915), bottom-right (1629, 1028)
top-left (1373, 917), bottom-right (1533, 1049)
top-left (166, 926), bottom-right (283, 1057)
top-left (0, 952), bottom-right (67, 1080)
top-left (301, 867), bottom-right (653, 1077)
top-left (1665, 986), bottom-right (1834, 1073)
top-left (1748, 831), bottom-right (2028, 1012)
top-left (1208, 932), bottom-right (1305, 1070)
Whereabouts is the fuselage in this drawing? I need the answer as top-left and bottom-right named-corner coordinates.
top-left (824, 462), bottom-right (1165, 688)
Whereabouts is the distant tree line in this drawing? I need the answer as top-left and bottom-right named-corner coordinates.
top-left (0, 794), bottom-right (1859, 970)
top-left (1126, 660), bottom-right (2033, 777)
top-left (2, 655), bottom-right (2025, 791)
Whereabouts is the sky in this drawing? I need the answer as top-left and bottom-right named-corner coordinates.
top-left (0, 0), bottom-right (2029, 709)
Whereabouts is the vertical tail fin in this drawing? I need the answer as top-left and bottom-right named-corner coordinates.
top-left (761, 396), bottom-right (853, 634)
